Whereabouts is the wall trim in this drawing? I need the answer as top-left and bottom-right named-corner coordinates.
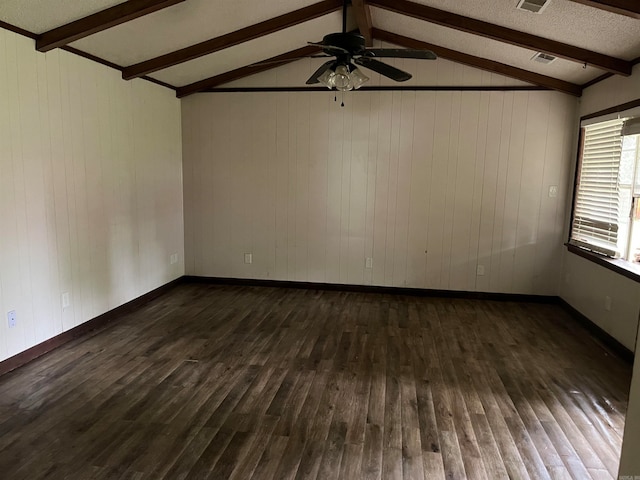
top-left (186, 276), bottom-right (635, 364)
top-left (0, 21), bottom-right (177, 92)
top-left (580, 56), bottom-right (640, 91)
top-left (557, 298), bottom-right (634, 364)
top-left (1, 275), bottom-right (633, 378)
top-left (580, 97), bottom-right (640, 121)
top-left (184, 275), bottom-right (558, 302)
top-left (203, 86), bottom-right (551, 93)
top-left (0, 277), bottom-right (184, 377)
top-left (0, 20), bottom-right (37, 39)
top-left (60, 44), bottom-right (124, 71)
top-left (581, 72), bottom-right (613, 89)
top-left (566, 243), bottom-right (640, 283)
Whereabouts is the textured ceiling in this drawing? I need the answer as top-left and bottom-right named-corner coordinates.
top-left (70, 0), bottom-right (322, 66)
top-left (0, 0), bottom-right (638, 94)
top-left (149, 13), bottom-right (342, 86)
top-left (0, 0), bottom-right (125, 33)
top-left (403, 0), bottom-right (640, 60)
top-left (371, 8), bottom-right (603, 85)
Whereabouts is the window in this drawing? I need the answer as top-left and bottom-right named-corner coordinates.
top-left (570, 114), bottom-right (640, 263)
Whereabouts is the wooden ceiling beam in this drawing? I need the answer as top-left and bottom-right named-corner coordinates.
top-left (369, 0), bottom-right (632, 76)
top-left (352, 0), bottom-right (373, 46)
top-left (36, 0), bottom-right (186, 52)
top-left (373, 29), bottom-right (582, 97)
top-left (176, 45), bottom-right (321, 98)
top-left (123, 0), bottom-right (341, 80)
top-left (567, 0), bottom-right (640, 18)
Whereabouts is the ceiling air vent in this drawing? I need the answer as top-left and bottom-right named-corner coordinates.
top-left (531, 52), bottom-right (556, 64)
top-left (516, 0), bottom-right (551, 14)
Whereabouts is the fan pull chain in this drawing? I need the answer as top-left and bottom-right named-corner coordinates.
top-left (341, 91), bottom-right (344, 107)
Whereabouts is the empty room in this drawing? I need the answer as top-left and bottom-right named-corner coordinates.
top-left (1, 0), bottom-right (640, 478)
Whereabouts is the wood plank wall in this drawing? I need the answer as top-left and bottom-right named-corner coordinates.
top-left (182, 89), bottom-right (576, 294)
top-left (0, 29), bottom-right (184, 362)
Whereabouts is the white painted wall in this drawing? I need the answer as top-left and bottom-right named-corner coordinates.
top-left (567, 64), bottom-right (640, 479)
top-left (560, 254), bottom-right (640, 351)
top-left (559, 64), bottom-right (640, 352)
top-left (183, 88), bottom-right (576, 294)
top-left (579, 64), bottom-right (640, 117)
top-left (0, 29), bottom-right (184, 362)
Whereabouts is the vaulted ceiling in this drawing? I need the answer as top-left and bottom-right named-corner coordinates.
top-left (1, 0), bottom-right (639, 97)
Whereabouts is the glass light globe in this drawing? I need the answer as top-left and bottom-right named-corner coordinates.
top-left (333, 65), bottom-right (352, 91)
top-left (317, 69), bottom-right (335, 89)
top-left (349, 67), bottom-right (369, 90)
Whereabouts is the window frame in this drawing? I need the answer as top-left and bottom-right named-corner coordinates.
top-left (570, 119), bottom-right (626, 257)
top-left (567, 98), bottom-right (640, 283)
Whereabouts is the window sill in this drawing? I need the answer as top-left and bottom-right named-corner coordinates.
top-left (565, 243), bottom-right (640, 283)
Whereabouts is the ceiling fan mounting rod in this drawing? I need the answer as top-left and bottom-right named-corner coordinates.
top-left (342, 0), bottom-right (348, 33)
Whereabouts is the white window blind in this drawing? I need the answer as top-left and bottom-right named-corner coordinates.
top-left (570, 119), bottom-right (624, 256)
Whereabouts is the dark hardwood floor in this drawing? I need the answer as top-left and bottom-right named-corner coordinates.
top-left (0, 284), bottom-right (632, 479)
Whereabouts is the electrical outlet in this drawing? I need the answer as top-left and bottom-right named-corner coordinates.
top-left (7, 310), bottom-right (16, 329)
top-left (476, 265), bottom-right (485, 276)
top-left (170, 253), bottom-right (178, 265)
top-left (604, 296), bottom-right (612, 311)
top-left (365, 257), bottom-right (373, 269)
top-left (548, 185), bottom-right (558, 198)
top-left (61, 292), bottom-right (70, 309)
top-left (244, 253), bottom-right (252, 264)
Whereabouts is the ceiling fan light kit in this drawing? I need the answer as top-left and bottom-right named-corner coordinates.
top-left (305, 0), bottom-right (437, 97)
top-left (317, 64), bottom-right (370, 91)
top-left (347, 66), bottom-right (369, 89)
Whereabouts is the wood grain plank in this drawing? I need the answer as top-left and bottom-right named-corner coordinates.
top-left (0, 284), bottom-right (631, 480)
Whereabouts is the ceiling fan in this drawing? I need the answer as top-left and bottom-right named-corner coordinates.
top-left (306, 0), bottom-right (437, 91)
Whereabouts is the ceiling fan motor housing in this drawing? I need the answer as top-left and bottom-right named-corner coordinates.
top-left (322, 32), bottom-right (366, 56)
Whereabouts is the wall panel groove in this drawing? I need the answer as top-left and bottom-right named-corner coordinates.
top-left (0, 29), bottom-right (184, 362)
top-left (183, 88), bottom-right (575, 295)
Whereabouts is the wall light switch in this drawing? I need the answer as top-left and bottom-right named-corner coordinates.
top-left (244, 253), bottom-right (252, 264)
top-left (7, 310), bottom-right (16, 329)
top-left (62, 292), bottom-right (70, 309)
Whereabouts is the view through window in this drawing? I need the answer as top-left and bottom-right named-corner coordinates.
top-left (570, 115), bottom-right (640, 263)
